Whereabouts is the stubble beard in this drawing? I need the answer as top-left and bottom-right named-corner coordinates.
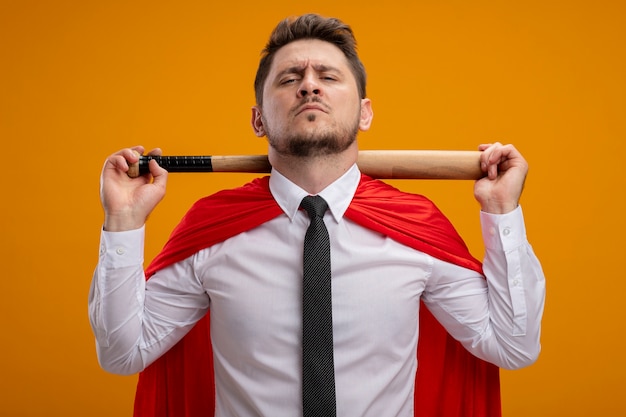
top-left (266, 112), bottom-right (360, 158)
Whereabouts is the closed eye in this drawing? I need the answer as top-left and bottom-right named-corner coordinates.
top-left (279, 77), bottom-right (300, 85)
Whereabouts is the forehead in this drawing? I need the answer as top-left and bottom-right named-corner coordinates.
top-left (269, 39), bottom-right (351, 74)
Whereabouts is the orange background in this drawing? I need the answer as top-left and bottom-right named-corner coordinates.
top-left (1, 0), bottom-right (624, 416)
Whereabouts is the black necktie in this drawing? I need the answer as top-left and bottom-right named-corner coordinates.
top-left (300, 195), bottom-right (336, 417)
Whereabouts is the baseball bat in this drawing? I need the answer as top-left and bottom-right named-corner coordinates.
top-left (128, 150), bottom-right (483, 180)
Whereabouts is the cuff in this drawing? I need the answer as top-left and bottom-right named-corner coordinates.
top-left (480, 206), bottom-right (528, 253)
top-left (99, 226), bottom-right (145, 268)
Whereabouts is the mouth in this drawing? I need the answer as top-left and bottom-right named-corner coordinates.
top-left (297, 106), bottom-right (326, 115)
top-left (294, 100), bottom-right (329, 116)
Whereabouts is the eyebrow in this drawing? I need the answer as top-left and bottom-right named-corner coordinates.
top-left (275, 63), bottom-right (343, 79)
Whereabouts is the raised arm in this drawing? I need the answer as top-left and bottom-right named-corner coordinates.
top-left (89, 146), bottom-right (209, 375)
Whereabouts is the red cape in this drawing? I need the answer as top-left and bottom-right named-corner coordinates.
top-left (135, 175), bottom-right (501, 417)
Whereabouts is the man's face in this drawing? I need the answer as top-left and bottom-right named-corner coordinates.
top-left (251, 39), bottom-right (372, 157)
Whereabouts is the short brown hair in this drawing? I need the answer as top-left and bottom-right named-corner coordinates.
top-left (254, 14), bottom-right (367, 106)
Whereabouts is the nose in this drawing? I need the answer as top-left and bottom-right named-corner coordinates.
top-left (298, 87), bottom-right (320, 97)
top-left (297, 75), bottom-right (321, 98)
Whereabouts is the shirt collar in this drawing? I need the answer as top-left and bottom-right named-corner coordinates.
top-left (269, 164), bottom-right (361, 223)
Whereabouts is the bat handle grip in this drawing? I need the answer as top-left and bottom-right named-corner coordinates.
top-left (128, 155), bottom-right (216, 177)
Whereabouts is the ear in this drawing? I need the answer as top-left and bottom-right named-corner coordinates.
top-left (251, 106), bottom-right (266, 137)
top-left (358, 98), bottom-right (373, 132)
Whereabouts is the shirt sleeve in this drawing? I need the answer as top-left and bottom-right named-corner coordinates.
top-left (88, 227), bottom-right (209, 375)
top-left (421, 206), bottom-right (546, 370)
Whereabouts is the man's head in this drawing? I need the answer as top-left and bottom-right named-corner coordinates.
top-left (254, 14), bottom-right (367, 107)
top-left (250, 14), bottom-right (373, 160)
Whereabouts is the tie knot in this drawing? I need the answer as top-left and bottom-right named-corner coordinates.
top-left (300, 195), bottom-right (328, 219)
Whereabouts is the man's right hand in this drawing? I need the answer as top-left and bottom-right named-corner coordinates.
top-left (100, 146), bottom-right (168, 232)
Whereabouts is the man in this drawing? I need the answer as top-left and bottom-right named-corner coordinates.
top-left (89, 14), bottom-right (545, 417)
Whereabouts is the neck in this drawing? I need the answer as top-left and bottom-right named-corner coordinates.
top-left (268, 142), bottom-right (359, 194)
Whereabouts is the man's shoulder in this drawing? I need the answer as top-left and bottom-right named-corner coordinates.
top-left (355, 175), bottom-right (437, 208)
top-left (188, 176), bottom-right (274, 212)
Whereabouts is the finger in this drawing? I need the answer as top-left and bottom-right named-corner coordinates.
top-left (129, 145), bottom-right (145, 156)
top-left (148, 158), bottom-right (168, 175)
top-left (105, 154), bottom-right (132, 173)
top-left (479, 143), bottom-right (499, 173)
top-left (115, 147), bottom-right (144, 164)
top-left (145, 149), bottom-right (166, 176)
top-left (149, 159), bottom-right (169, 187)
top-left (488, 161), bottom-right (498, 179)
top-left (480, 143), bottom-right (507, 179)
top-left (484, 144), bottom-right (526, 179)
top-left (146, 147), bottom-right (163, 157)
top-left (104, 147), bottom-right (145, 175)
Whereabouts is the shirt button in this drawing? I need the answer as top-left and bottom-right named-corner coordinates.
top-left (502, 227), bottom-right (511, 236)
top-left (115, 247), bottom-right (126, 255)
top-left (512, 279), bottom-right (520, 286)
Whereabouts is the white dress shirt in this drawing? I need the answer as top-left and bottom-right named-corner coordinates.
top-left (89, 164), bottom-right (545, 417)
